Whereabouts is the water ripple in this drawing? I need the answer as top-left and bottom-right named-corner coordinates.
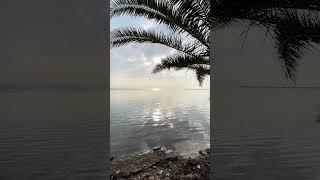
top-left (111, 89), bottom-right (210, 156)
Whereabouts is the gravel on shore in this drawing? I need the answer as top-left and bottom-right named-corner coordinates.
top-left (110, 148), bottom-right (210, 180)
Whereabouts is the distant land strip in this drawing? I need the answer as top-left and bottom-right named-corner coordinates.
top-left (240, 85), bottom-right (320, 89)
top-left (184, 88), bottom-right (209, 90)
top-left (110, 88), bottom-right (143, 91)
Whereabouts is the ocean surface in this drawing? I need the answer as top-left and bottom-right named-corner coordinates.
top-left (213, 87), bottom-right (320, 180)
top-left (0, 88), bottom-right (107, 180)
top-left (110, 88), bottom-right (210, 156)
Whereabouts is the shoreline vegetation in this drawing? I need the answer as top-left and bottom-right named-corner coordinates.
top-left (110, 148), bottom-right (210, 180)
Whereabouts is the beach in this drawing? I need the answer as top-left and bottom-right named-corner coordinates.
top-left (110, 148), bottom-right (210, 179)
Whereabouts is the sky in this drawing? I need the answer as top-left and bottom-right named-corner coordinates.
top-left (1, 0), bottom-right (106, 88)
top-left (212, 23), bottom-right (320, 87)
top-left (4, 1), bottom-right (318, 90)
top-left (110, 16), bottom-right (210, 89)
top-left (1, 1), bottom-right (209, 90)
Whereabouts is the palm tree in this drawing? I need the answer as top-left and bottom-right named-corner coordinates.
top-left (210, 0), bottom-right (320, 80)
top-left (110, 0), bottom-right (320, 85)
top-left (110, 0), bottom-right (210, 86)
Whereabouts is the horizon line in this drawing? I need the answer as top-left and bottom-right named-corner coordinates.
top-left (110, 87), bottom-right (209, 90)
top-left (240, 85), bottom-right (320, 89)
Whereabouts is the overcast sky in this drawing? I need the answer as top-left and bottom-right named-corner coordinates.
top-left (213, 23), bottom-right (320, 87)
top-left (110, 16), bottom-right (210, 89)
top-left (0, 0), bottom-right (106, 87)
top-left (3, 1), bottom-right (318, 90)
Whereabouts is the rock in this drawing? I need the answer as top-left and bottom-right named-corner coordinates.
top-left (111, 149), bottom-right (209, 179)
top-left (199, 150), bottom-right (207, 156)
top-left (165, 150), bottom-right (174, 154)
top-left (110, 156), bottom-right (114, 161)
top-left (153, 146), bottom-right (162, 151)
top-left (167, 156), bottom-right (178, 161)
top-left (205, 148), bottom-right (210, 154)
top-left (181, 174), bottom-right (201, 179)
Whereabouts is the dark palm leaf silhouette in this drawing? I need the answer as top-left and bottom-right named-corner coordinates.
top-left (111, 0), bottom-right (320, 85)
top-left (272, 10), bottom-right (320, 79)
top-left (110, 0), bottom-right (210, 86)
top-left (211, 0), bottom-right (320, 80)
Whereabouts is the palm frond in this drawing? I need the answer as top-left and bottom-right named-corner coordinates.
top-left (111, 0), bottom-right (320, 85)
top-left (171, 0), bottom-right (210, 39)
top-left (210, 0), bottom-right (320, 30)
top-left (111, 27), bottom-right (203, 57)
top-left (273, 9), bottom-right (320, 79)
top-left (110, 0), bottom-right (209, 48)
top-left (211, 2), bottom-right (320, 80)
top-left (152, 54), bottom-right (210, 85)
top-left (194, 65), bottom-right (210, 86)
top-left (211, 0), bottom-right (320, 11)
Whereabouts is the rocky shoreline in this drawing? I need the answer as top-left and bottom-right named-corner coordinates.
top-left (110, 148), bottom-right (210, 180)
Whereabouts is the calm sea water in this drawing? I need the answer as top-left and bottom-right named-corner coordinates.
top-left (0, 89), bottom-right (107, 180)
top-left (110, 88), bottom-right (210, 156)
top-left (213, 87), bottom-right (320, 180)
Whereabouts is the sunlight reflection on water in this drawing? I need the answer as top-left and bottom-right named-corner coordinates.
top-left (110, 89), bottom-right (210, 156)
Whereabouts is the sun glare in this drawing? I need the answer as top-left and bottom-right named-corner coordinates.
top-left (151, 88), bottom-right (160, 91)
top-left (152, 57), bottom-right (162, 64)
